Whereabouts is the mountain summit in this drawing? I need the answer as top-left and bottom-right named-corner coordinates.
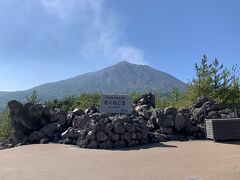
top-left (0, 61), bottom-right (187, 108)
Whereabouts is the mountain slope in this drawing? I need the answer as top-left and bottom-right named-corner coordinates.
top-left (0, 61), bottom-right (187, 108)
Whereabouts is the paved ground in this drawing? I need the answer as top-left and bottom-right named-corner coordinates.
top-left (0, 141), bottom-right (239, 180)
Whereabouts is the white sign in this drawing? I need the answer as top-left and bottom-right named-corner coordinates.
top-left (99, 94), bottom-right (131, 114)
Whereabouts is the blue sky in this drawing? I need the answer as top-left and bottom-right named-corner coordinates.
top-left (0, 0), bottom-right (239, 91)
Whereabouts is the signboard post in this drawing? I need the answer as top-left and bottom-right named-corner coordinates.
top-left (99, 94), bottom-right (131, 114)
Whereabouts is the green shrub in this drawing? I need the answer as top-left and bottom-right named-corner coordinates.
top-left (131, 92), bottom-right (144, 102)
top-left (155, 88), bottom-right (190, 109)
top-left (0, 109), bottom-right (12, 142)
top-left (26, 90), bottom-right (40, 105)
top-left (47, 93), bottom-right (100, 112)
top-left (186, 55), bottom-right (240, 109)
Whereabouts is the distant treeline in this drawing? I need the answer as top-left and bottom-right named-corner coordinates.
top-left (0, 55), bottom-right (240, 141)
top-left (46, 89), bottom-right (186, 112)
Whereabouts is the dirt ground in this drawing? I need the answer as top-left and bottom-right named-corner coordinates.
top-left (0, 140), bottom-right (239, 180)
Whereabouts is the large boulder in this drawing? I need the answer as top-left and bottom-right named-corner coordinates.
top-left (61, 127), bottom-right (80, 140)
top-left (72, 115), bottom-right (90, 130)
top-left (123, 132), bottom-right (132, 143)
top-left (86, 131), bottom-right (96, 141)
top-left (88, 140), bottom-right (99, 149)
top-left (133, 93), bottom-right (155, 110)
top-left (99, 140), bottom-right (113, 149)
top-left (110, 133), bottom-right (120, 141)
top-left (85, 106), bottom-right (98, 115)
top-left (105, 123), bottom-right (114, 133)
top-left (164, 107), bottom-right (178, 116)
top-left (114, 123), bottom-right (126, 134)
top-left (40, 123), bottom-right (58, 138)
top-left (8, 100), bottom-right (32, 133)
top-left (8, 100), bottom-right (51, 133)
top-left (51, 110), bottom-right (67, 125)
top-left (114, 140), bottom-right (126, 148)
top-left (175, 113), bottom-right (193, 133)
top-left (124, 123), bottom-right (135, 132)
top-left (192, 97), bottom-right (210, 109)
top-left (9, 130), bottom-right (27, 146)
top-left (159, 127), bottom-right (173, 135)
top-left (29, 131), bottom-right (44, 143)
top-left (23, 103), bottom-right (49, 130)
top-left (96, 131), bottom-right (108, 142)
top-left (72, 108), bottom-right (84, 116)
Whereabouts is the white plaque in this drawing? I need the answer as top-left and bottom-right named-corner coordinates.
top-left (99, 94), bottom-right (131, 114)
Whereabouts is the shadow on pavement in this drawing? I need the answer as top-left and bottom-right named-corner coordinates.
top-left (112, 142), bottom-right (178, 151)
top-left (214, 140), bottom-right (240, 145)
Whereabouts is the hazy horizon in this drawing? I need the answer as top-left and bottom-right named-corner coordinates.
top-left (0, 0), bottom-right (240, 91)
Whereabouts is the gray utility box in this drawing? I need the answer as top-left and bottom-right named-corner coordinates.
top-left (205, 118), bottom-right (240, 141)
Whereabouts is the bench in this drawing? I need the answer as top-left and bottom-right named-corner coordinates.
top-left (205, 118), bottom-right (240, 141)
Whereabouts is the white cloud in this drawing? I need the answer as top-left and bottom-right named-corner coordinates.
top-left (41, 0), bottom-right (81, 19)
top-left (40, 0), bottom-right (146, 64)
top-left (117, 46), bottom-right (145, 64)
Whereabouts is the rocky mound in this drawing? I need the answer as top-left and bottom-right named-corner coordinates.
top-left (76, 115), bottom-right (149, 149)
top-left (0, 94), bottom-right (237, 150)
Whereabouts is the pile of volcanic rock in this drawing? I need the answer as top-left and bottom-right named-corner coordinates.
top-left (147, 107), bottom-right (205, 142)
top-left (0, 94), bottom-right (237, 150)
top-left (76, 114), bottom-right (148, 149)
top-left (190, 97), bottom-right (236, 124)
top-left (0, 100), bottom-right (149, 150)
top-left (0, 100), bottom-right (70, 149)
top-left (139, 96), bottom-right (237, 142)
